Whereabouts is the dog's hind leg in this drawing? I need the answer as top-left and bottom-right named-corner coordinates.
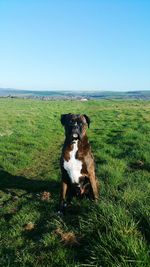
top-left (89, 173), bottom-right (99, 201)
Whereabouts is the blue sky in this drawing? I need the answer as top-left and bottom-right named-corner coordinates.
top-left (0, 0), bottom-right (150, 91)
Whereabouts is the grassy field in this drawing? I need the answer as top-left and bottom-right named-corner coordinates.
top-left (0, 98), bottom-right (150, 267)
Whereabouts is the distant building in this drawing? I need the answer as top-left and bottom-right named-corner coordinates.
top-left (80, 98), bottom-right (88, 101)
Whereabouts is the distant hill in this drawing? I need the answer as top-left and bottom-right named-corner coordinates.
top-left (0, 88), bottom-right (150, 100)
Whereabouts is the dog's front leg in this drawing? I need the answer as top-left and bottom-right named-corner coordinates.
top-left (58, 180), bottom-right (68, 214)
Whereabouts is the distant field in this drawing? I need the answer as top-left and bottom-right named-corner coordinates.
top-left (0, 98), bottom-right (150, 267)
top-left (1, 88), bottom-right (150, 99)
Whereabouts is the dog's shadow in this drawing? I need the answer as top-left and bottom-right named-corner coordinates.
top-left (0, 166), bottom-right (93, 256)
top-left (0, 167), bottom-right (59, 194)
top-left (0, 166), bottom-right (60, 227)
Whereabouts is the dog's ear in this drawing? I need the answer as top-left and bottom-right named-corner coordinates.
top-left (61, 114), bottom-right (67, 126)
top-left (61, 113), bottom-right (71, 126)
top-left (83, 114), bottom-right (90, 128)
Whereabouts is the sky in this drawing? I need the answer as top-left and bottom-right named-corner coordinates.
top-left (0, 0), bottom-right (150, 91)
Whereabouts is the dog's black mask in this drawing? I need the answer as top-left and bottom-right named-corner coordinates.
top-left (61, 113), bottom-right (90, 141)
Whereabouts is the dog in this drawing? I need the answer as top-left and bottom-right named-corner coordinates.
top-left (59, 113), bottom-right (99, 213)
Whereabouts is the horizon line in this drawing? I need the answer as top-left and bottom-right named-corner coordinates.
top-left (0, 87), bottom-right (150, 93)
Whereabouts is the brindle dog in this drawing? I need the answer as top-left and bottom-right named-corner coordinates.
top-left (59, 113), bottom-right (99, 213)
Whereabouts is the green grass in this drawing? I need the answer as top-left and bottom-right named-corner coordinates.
top-left (0, 98), bottom-right (150, 267)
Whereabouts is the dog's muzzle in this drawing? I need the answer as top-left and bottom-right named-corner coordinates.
top-left (71, 125), bottom-right (81, 140)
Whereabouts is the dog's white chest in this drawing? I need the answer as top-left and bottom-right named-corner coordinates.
top-left (63, 141), bottom-right (82, 184)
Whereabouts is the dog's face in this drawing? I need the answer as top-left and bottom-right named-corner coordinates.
top-left (61, 113), bottom-right (90, 140)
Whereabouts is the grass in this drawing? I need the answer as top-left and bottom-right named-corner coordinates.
top-left (0, 98), bottom-right (150, 267)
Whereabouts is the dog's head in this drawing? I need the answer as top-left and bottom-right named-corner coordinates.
top-left (61, 113), bottom-right (90, 140)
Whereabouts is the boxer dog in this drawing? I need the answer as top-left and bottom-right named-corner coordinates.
top-left (59, 113), bottom-right (99, 214)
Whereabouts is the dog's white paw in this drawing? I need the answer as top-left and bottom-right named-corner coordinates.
top-left (57, 210), bottom-right (64, 216)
